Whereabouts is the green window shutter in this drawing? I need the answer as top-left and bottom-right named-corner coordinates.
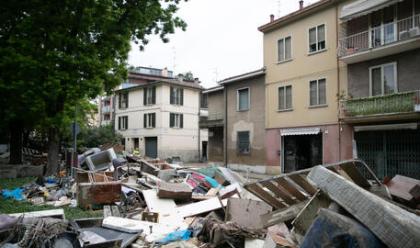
top-left (180, 89), bottom-right (184, 105)
top-left (144, 114), bottom-right (147, 128)
top-left (125, 116), bottom-right (128, 129)
top-left (152, 86), bottom-right (156, 104)
top-left (170, 87), bottom-right (174, 104)
top-left (118, 94), bottom-right (122, 109)
top-left (180, 114), bottom-right (183, 128)
top-left (118, 117), bottom-right (121, 130)
top-left (152, 113), bottom-right (156, 128)
top-left (170, 113), bottom-right (174, 127)
top-left (144, 88), bottom-right (147, 106)
top-left (126, 93), bottom-right (129, 108)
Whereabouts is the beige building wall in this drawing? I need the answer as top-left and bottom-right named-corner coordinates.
top-left (264, 7), bottom-right (346, 129)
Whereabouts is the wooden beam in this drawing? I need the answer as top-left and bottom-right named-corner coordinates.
top-left (261, 181), bottom-right (297, 205)
top-left (245, 184), bottom-right (287, 209)
top-left (274, 177), bottom-right (307, 201)
top-left (288, 174), bottom-right (317, 195)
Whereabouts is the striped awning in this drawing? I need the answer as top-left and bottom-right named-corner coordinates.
top-left (280, 127), bottom-right (321, 136)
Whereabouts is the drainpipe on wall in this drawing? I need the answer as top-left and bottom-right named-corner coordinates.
top-left (223, 86), bottom-right (228, 167)
top-left (198, 90), bottom-right (201, 162)
top-left (335, 4), bottom-right (342, 161)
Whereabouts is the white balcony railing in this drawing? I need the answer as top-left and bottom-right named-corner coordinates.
top-left (102, 106), bottom-right (111, 113)
top-left (339, 14), bottom-right (420, 57)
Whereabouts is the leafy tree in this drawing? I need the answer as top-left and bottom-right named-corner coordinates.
top-left (0, 0), bottom-right (186, 174)
top-left (178, 71), bottom-right (195, 81)
top-left (76, 125), bottom-right (123, 149)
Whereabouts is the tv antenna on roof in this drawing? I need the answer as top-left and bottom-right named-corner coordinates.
top-left (277, 0), bottom-right (282, 17)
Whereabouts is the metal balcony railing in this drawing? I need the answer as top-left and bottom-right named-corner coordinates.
top-left (339, 14), bottom-right (420, 57)
top-left (207, 112), bottom-right (224, 121)
top-left (340, 90), bottom-right (420, 117)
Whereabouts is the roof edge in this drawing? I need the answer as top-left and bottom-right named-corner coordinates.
top-left (219, 68), bottom-right (265, 85)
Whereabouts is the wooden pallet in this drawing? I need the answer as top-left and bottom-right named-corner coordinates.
top-left (244, 159), bottom-right (380, 212)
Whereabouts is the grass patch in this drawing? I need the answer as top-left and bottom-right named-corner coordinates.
top-left (0, 177), bottom-right (102, 220)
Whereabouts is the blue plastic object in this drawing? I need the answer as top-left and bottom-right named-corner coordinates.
top-left (204, 176), bottom-right (220, 188)
top-left (158, 229), bottom-right (192, 244)
top-left (2, 188), bottom-right (24, 201)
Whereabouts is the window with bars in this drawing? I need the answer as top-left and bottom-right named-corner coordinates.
top-left (118, 116), bottom-right (128, 130)
top-left (278, 85), bottom-right (292, 110)
top-left (237, 131), bottom-right (250, 154)
top-left (118, 92), bottom-right (128, 109)
top-left (278, 36), bottom-right (292, 62)
top-left (144, 86), bottom-right (156, 105)
top-left (309, 24), bottom-right (326, 53)
top-left (170, 113), bottom-right (183, 128)
top-left (309, 79), bottom-right (327, 106)
top-left (170, 87), bottom-right (184, 105)
top-left (144, 113), bottom-right (156, 128)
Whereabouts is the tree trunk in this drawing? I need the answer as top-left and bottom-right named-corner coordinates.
top-left (46, 127), bottom-right (60, 175)
top-left (9, 120), bottom-right (23, 164)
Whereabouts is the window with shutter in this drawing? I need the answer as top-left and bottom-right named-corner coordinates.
top-left (144, 113), bottom-right (156, 128)
top-left (169, 113), bottom-right (182, 128)
top-left (278, 85), bottom-right (293, 110)
top-left (237, 131), bottom-right (250, 154)
top-left (237, 88), bottom-right (249, 111)
top-left (309, 24), bottom-right (326, 53)
top-left (309, 78), bottom-right (327, 106)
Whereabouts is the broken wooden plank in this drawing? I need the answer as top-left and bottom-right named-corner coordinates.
top-left (288, 174), bottom-right (317, 195)
top-left (339, 161), bottom-right (371, 188)
top-left (291, 191), bottom-right (331, 237)
top-left (261, 181), bottom-right (297, 205)
top-left (142, 189), bottom-right (177, 214)
top-left (246, 184), bottom-right (287, 209)
top-left (260, 201), bottom-right (308, 228)
top-left (9, 209), bottom-right (65, 219)
top-left (175, 197), bottom-right (228, 218)
top-left (308, 166), bottom-right (420, 248)
top-left (274, 177), bottom-right (307, 201)
top-left (157, 181), bottom-right (192, 200)
top-left (77, 182), bottom-right (121, 210)
top-left (225, 198), bottom-right (272, 229)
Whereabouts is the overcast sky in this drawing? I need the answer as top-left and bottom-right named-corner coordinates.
top-left (128, 0), bottom-right (318, 88)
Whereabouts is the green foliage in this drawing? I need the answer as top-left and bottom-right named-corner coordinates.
top-left (76, 125), bottom-right (123, 148)
top-left (0, 177), bottom-right (103, 219)
top-left (178, 71), bottom-right (195, 81)
top-left (0, 0), bottom-right (187, 142)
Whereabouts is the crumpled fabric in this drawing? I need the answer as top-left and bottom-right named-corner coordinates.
top-left (2, 188), bottom-right (24, 201)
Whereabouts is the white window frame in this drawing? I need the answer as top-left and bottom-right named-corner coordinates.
top-left (145, 113), bottom-right (155, 128)
top-left (278, 85), bottom-right (293, 111)
top-left (277, 36), bottom-right (292, 62)
top-left (309, 78), bottom-right (327, 107)
top-left (236, 87), bottom-right (250, 111)
top-left (171, 87), bottom-right (183, 105)
top-left (369, 62), bottom-right (398, 96)
top-left (308, 24), bottom-right (326, 54)
top-left (119, 116), bottom-right (128, 130)
top-left (146, 87), bottom-right (154, 105)
top-left (171, 113), bottom-right (182, 128)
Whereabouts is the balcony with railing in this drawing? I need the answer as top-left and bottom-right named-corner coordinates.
top-left (340, 90), bottom-right (420, 123)
top-left (339, 14), bottom-right (420, 63)
top-left (199, 112), bottom-right (224, 128)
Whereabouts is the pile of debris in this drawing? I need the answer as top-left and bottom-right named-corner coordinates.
top-left (1, 154), bottom-right (419, 248)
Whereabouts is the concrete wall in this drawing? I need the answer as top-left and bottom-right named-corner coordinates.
top-left (207, 90), bottom-right (224, 117)
top-left (263, 6), bottom-right (345, 129)
top-left (114, 83), bottom-right (202, 162)
top-left (262, 3), bottom-right (352, 169)
top-left (225, 75), bottom-right (266, 165)
top-left (208, 127), bottom-right (224, 162)
top-left (348, 48), bottom-right (420, 98)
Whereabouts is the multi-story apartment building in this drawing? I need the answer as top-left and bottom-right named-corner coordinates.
top-left (338, 0), bottom-right (420, 179)
top-left (98, 96), bottom-right (115, 126)
top-left (260, 0), bottom-right (353, 173)
top-left (113, 67), bottom-right (205, 162)
top-left (201, 69), bottom-right (275, 173)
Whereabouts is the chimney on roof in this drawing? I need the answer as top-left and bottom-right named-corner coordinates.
top-left (270, 14), bottom-right (274, 22)
top-left (162, 67), bottom-right (168, 77)
top-left (299, 0), bottom-right (304, 10)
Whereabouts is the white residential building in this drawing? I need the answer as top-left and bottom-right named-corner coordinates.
top-left (114, 69), bottom-right (206, 162)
